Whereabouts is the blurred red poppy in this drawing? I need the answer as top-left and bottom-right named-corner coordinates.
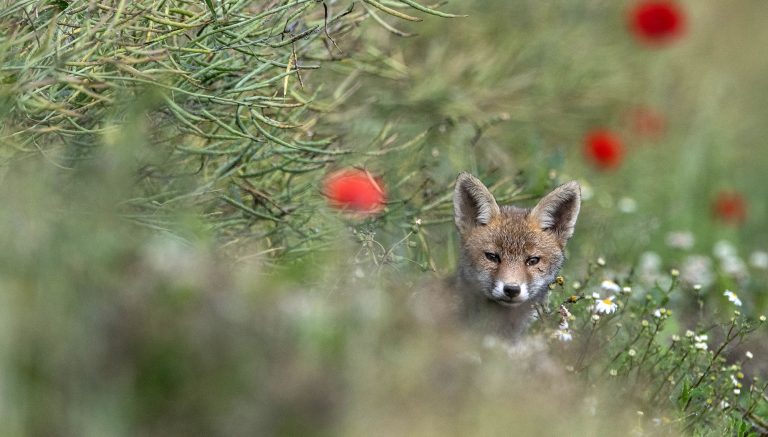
top-left (629, 1), bottom-right (685, 46)
top-left (584, 129), bottom-right (624, 170)
top-left (627, 106), bottom-right (666, 139)
top-left (324, 168), bottom-right (386, 215)
top-left (713, 191), bottom-right (747, 225)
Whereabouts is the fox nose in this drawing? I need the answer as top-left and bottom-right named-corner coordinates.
top-left (503, 284), bottom-right (521, 298)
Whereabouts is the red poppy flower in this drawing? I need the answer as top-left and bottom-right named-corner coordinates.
top-left (324, 168), bottom-right (386, 215)
top-left (584, 129), bottom-right (624, 170)
top-left (629, 1), bottom-right (685, 46)
top-left (713, 191), bottom-right (747, 225)
top-left (627, 106), bottom-right (666, 139)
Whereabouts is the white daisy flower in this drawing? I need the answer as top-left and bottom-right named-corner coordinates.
top-left (723, 290), bottom-right (742, 307)
top-left (665, 231), bottom-right (695, 250)
top-left (723, 290), bottom-right (742, 306)
top-left (685, 330), bottom-right (695, 338)
top-left (749, 250), bottom-right (768, 269)
top-left (553, 329), bottom-right (573, 342)
top-left (680, 255), bottom-right (714, 288)
top-left (746, 351), bottom-right (754, 359)
top-left (694, 341), bottom-right (708, 351)
top-left (594, 296), bottom-right (617, 314)
top-left (761, 315), bottom-right (767, 322)
top-left (714, 240), bottom-right (737, 259)
top-left (618, 197), bottom-right (637, 213)
top-left (601, 280), bottom-right (621, 293)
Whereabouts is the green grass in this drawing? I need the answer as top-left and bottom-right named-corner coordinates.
top-left (1, 1), bottom-right (768, 435)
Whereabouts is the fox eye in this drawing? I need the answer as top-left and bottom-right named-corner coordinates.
top-left (526, 256), bottom-right (541, 266)
top-left (484, 252), bottom-right (501, 263)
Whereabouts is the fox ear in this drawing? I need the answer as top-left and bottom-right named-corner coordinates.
top-left (453, 172), bottom-right (501, 234)
top-left (530, 181), bottom-right (581, 245)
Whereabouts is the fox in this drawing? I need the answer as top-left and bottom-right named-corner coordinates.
top-left (451, 172), bottom-right (581, 337)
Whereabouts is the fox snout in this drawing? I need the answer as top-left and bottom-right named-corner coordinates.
top-left (490, 280), bottom-right (530, 305)
top-left (503, 284), bottom-right (520, 298)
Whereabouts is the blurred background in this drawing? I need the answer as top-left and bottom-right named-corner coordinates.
top-left (1, 0), bottom-right (767, 435)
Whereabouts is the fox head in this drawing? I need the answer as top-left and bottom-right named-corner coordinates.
top-left (453, 172), bottom-right (581, 307)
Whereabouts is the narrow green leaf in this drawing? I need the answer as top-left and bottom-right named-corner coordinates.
top-left (203, 0), bottom-right (217, 19)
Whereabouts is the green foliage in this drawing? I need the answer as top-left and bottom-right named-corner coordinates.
top-left (0, 0), bottom-right (460, 257)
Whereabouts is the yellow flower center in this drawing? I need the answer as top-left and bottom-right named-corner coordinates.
top-left (602, 298), bottom-right (613, 305)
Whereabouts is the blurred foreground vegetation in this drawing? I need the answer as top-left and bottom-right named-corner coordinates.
top-left (1, 0), bottom-right (767, 435)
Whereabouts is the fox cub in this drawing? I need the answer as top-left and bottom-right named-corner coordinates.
top-left (452, 172), bottom-right (581, 337)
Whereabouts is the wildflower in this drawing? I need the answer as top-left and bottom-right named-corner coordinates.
top-left (592, 292), bottom-right (601, 300)
top-left (761, 315), bottom-right (767, 323)
top-left (680, 255), bottom-right (714, 288)
top-left (693, 334), bottom-right (708, 351)
top-left (641, 320), bottom-right (650, 328)
top-left (671, 335), bottom-right (680, 342)
top-left (553, 329), bottom-right (573, 342)
top-left (572, 281), bottom-right (582, 290)
top-left (601, 280), bottom-right (621, 293)
top-left (553, 306), bottom-right (573, 342)
top-left (693, 284), bottom-right (702, 291)
top-left (618, 197), bottom-right (638, 214)
top-left (713, 192), bottom-right (747, 226)
top-left (628, 1), bottom-right (685, 46)
top-left (653, 308), bottom-right (668, 318)
top-left (597, 257), bottom-right (607, 267)
top-left (750, 251), bottom-right (768, 270)
top-left (595, 296), bottom-right (618, 314)
top-left (685, 330), bottom-right (694, 338)
top-left (734, 388), bottom-right (741, 395)
top-left (621, 286), bottom-right (632, 294)
top-left (719, 400), bottom-right (730, 410)
top-left (713, 240), bottom-right (738, 259)
top-left (746, 351), bottom-right (753, 359)
top-left (723, 290), bottom-right (742, 307)
top-left (609, 369), bottom-right (618, 376)
top-left (584, 130), bottom-right (623, 170)
top-left (665, 231), bottom-right (695, 250)
top-left (628, 348), bottom-right (637, 357)
top-left (323, 168), bottom-right (386, 214)
top-left (670, 268), bottom-right (679, 277)
top-left (721, 256), bottom-right (748, 279)
top-left (591, 314), bottom-right (601, 322)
